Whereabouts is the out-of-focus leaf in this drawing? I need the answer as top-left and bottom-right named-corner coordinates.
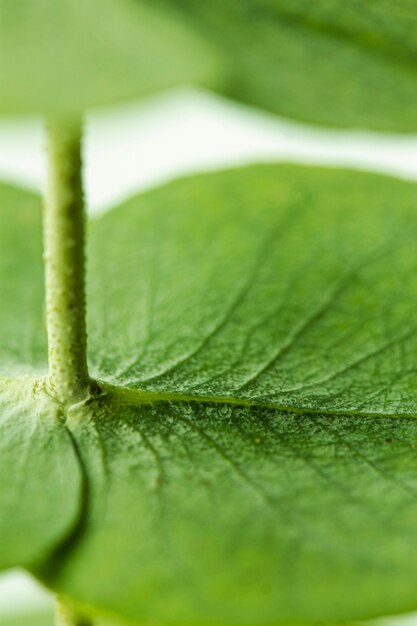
top-left (0, 0), bottom-right (217, 115)
top-left (0, 611), bottom-right (54, 626)
top-left (152, 0), bottom-right (417, 131)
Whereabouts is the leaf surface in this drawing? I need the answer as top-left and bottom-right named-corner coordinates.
top-left (0, 379), bottom-right (82, 571)
top-left (43, 396), bottom-right (417, 625)
top-left (0, 612), bottom-right (53, 626)
top-left (0, 185), bottom-right (46, 375)
top-left (35, 165), bottom-right (417, 623)
top-left (88, 165), bottom-right (417, 417)
top-left (151, 0), bottom-right (417, 131)
top-left (0, 0), bottom-right (217, 115)
top-left (0, 185), bottom-right (81, 573)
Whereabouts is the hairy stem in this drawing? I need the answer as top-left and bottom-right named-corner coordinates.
top-left (55, 598), bottom-right (93, 626)
top-left (43, 117), bottom-right (91, 406)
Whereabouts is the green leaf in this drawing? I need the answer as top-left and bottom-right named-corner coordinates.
top-left (0, 185), bottom-right (46, 375)
top-left (87, 165), bottom-right (417, 416)
top-left (0, 0), bottom-right (217, 115)
top-left (40, 396), bottom-right (417, 625)
top-left (0, 609), bottom-right (124, 626)
top-left (0, 185), bottom-right (81, 572)
top-left (0, 612), bottom-right (53, 626)
top-left (31, 165), bottom-right (417, 624)
top-left (151, 0), bottom-right (417, 131)
top-left (0, 378), bottom-right (82, 571)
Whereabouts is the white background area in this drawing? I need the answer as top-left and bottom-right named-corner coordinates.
top-left (1, 87), bottom-right (417, 622)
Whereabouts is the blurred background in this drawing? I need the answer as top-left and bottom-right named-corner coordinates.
top-left (1, 85), bottom-right (417, 624)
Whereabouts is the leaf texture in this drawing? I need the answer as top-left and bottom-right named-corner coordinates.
top-left (38, 165), bottom-right (417, 623)
top-left (87, 165), bottom-right (417, 417)
top-left (40, 394), bottom-right (417, 624)
top-left (3, 167), bottom-right (417, 623)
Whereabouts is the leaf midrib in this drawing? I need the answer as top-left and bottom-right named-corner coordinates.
top-left (2, 376), bottom-right (415, 420)
top-left (96, 382), bottom-right (417, 421)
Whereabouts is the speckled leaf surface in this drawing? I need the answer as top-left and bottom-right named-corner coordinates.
top-left (0, 379), bottom-right (81, 571)
top-left (41, 396), bottom-right (417, 625)
top-left (88, 165), bottom-right (417, 416)
top-left (0, 186), bottom-right (81, 572)
top-left (31, 165), bottom-right (417, 624)
top-left (0, 0), bottom-right (217, 115)
top-left (150, 0), bottom-right (417, 131)
top-left (3, 167), bottom-right (417, 623)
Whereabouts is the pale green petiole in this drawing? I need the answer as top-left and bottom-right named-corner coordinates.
top-left (43, 118), bottom-right (92, 407)
top-left (44, 121), bottom-right (96, 620)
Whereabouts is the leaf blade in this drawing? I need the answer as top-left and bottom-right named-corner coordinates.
top-left (36, 164), bottom-right (417, 623)
top-left (152, 0), bottom-right (417, 131)
top-left (0, 184), bottom-right (46, 375)
top-left (0, 612), bottom-right (54, 626)
top-left (0, 184), bottom-right (82, 575)
top-left (0, 379), bottom-right (83, 571)
top-left (88, 165), bottom-right (417, 417)
top-left (0, 0), bottom-right (218, 115)
top-left (41, 394), bottom-right (417, 624)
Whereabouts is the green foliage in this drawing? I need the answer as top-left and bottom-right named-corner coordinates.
top-left (3, 3), bottom-right (417, 624)
top-left (40, 394), bottom-right (417, 625)
top-left (0, 190), bottom-right (81, 571)
top-left (0, 0), bottom-right (217, 115)
top-left (86, 165), bottom-right (417, 413)
top-left (150, 0), bottom-right (417, 131)
top-left (0, 186), bottom-right (45, 374)
top-left (0, 612), bottom-right (54, 626)
top-left (0, 377), bottom-right (81, 571)
top-left (2, 166), bottom-right (417, 623)
top-left (2, 0), bottom-right (417, 130)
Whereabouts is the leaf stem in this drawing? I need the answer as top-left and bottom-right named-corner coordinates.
top-left (43, 117), bottom-right (92, 406)
top-left (55, 597), bottom-right (93, 626)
